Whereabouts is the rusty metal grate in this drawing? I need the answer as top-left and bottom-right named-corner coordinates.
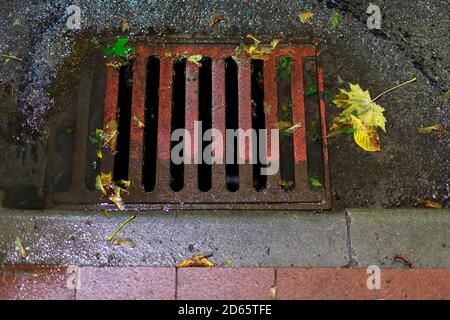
top-left (45, 37), bottom-right (331, 210)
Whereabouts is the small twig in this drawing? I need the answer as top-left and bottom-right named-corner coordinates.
top-left (107, 215), bottom-right (136, 241)
top-left (0, 52), bottom-right (22, 61)
top-left (373, 77), bottom-right (417, 102)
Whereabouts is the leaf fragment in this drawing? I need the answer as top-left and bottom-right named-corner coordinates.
top-left (96, 149), bottom-right (103, 159)
top-left (418, 124), bottom-right (443, 134)
top-left (103, 38), bottom-right (135, 59)
top-left (331, 11), bottom-right (341, 29)
top-left (309, 175), bottom-right (323, 187)
top-left (209, 13), bottom-right (225, 28)
top-left (440, 90), bottom-right (450, 101)
top-left (121, 19), bottom-right (130, 32)
top-left (305, 86), bottom-right (317, 96)
top-left (187, 54), bottom-right (203, 67)
top-left (176, 255), bottom-right (215, 268)
top-left (112, 238), bottom-right (135, 248)
top-left (15, 237), bottom-right (28, 259)
top-left (299, 11), bottom-right (315, 24)
top-left (133, 115), bottom-right (145, 128)
top-left (419, 198), bottom-right (442, 209)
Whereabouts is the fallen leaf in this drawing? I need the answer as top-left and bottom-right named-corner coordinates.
top-left (278, 180), bottom-right (294, 191)
top-left (103, 38), bottom-right (135, 59)
top-left (440, 90), bottom-right (450, 101)
top-left (244, 34), bottom-right (276, 60)
top-left (270, 286), bottom-right (277, 300)
top-left (209, 13), bottom-right (224, 28)
top-left (176, 255), bottom-right (215, 268)
top-left (187, 54), bottom-right (203, 67)
top-left (225, 259), bottom-right (233, 266)
top-left (305, 86), bottom-right (317, 96)
top-left (270, 39), bottom-right (282, 49)
top-left (112, 238), bottom-right (135, 248)
top-left (15, 237), bottom-right (27, 259)
top-left (309, 175), bottom-right (323, 187)
top-left (121, 19), bottom-right (130, 32)
top-left (331, 11), bottom-right (341, 29)
top-left (95, 172), bottom-right (131, 210)
top-left (393, 254), bottom-right (413, 269)
top-left (13, 18), bottom-right (21, 27)
top-left (418, 124), bottom-right (443, 134)
top-left (133, 115), bottom-right (145, 128)
top-left (96, 149), bottom-right (103, 159)
top-left (104, 120), bottom-right (118, 153)
top-left (299, 11), bottom-right (314, 24)
top-left (333, 83), bottom-right (386, 132)
top-left (351, 115), bottom-right (381, 152)
top-left (420, 198), bottom-right (442, 209)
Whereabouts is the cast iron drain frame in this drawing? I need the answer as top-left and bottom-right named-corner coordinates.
top-left (45, 36), bottom-right (331, 211)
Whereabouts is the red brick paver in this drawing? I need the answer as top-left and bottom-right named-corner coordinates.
top-left (76, 267), bottom-right (175, 300)
top-left (276, 268), bottom-right (373, 300)
top-left (0, 265), bottom-right (75, 300)
top-left (177, 268), bottom-right (275, 300)
top-left (2, 266), bottom-right (450, 300)
top-left (375, 269), bottom-right (450, 300)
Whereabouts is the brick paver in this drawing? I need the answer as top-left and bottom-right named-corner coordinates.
top-left (276, 268), bottom-right (374, 300)
top-left (76, 267), bottom-right (175, 300)
top-left (2, 266), bottom-right (450, 300)
top-left (177, 268), bottom-right (275, 300)
top-left (0, 265), bottom-right (75, 300)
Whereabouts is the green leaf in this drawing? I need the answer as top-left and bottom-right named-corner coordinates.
top-left (331, 11), bottom-right (341, 29)
top-left (306, 86), bottom-right (317, 96)
top-left (309, 175), bottom-right (323, 187)
top-left (103, 38), bottom-right (135, 58)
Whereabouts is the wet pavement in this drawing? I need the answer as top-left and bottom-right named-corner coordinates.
top-left (0, 0), bottom-right (449, 210)
top-left (0, 1), bottom-right (449, 270)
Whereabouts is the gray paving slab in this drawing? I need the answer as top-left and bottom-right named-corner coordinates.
top-left (0, 208), bottom-right (349, 267)
top-left (347, 208), bottom-right (450, 268)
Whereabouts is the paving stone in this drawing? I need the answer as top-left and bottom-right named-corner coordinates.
top-left (76, 267), bottom-right (175, 300)
top-left (0, 265), bottom-right (75, 300)
top-left (0, 211), bottom-right (349, 268)
top-left (375, 269), bottom-right (450, 300)
top-left (347, 209), bottom-right (450, 268)
top-left (276, 268), bottom-right (374, 300)
top-left (177, 268), bottom-right (274, 300)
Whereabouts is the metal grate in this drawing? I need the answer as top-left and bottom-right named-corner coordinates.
top-left (45, 37), bottom-right (331, 210)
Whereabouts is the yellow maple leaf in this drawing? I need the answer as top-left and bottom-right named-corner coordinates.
top-left (351, 115), bottom-right (381, 152)
top-left (333, 84), bottom-right (387, 132)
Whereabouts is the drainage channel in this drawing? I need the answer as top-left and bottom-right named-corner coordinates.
top-left (45, 38), bottom-right (331, 210)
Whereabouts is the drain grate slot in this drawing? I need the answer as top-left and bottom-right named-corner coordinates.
top-left (46, 39), bottom-right (331, 210)
top-left (142, 56), bottom-right (160, 192)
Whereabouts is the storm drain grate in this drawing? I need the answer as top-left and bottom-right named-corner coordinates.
top-left (45, 38), bottom-right (331, 210)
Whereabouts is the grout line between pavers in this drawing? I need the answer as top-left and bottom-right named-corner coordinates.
top-left (175, 267), bottom-right (178, 300)
top-left (273, 268), bottom-right (278, 301)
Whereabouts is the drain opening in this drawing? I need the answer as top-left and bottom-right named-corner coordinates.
top-left (113, 64), bottom-right (133, 182)
top-left (225, 57), bottom-right (239, 192)
top-left (198, 57), bottom-right (212, 192)
top-left (276, 55), bottom-right (295, 191)
top-left (143, 56), bottom-right (160, 192)
top-left (251, 59), bottom-right (267, 191)
top-left (170, 59), bottom-right (186, 192)
top-left (304, 57), bottom-right (325, 190)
